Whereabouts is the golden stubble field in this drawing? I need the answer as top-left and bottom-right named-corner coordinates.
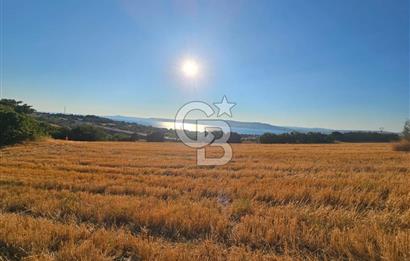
top-left (0, 140), bottom-right (409, 261)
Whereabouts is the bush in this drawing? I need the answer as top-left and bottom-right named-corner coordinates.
top-left (69, 125), bottom-right (108, 141)
top-left (205, 131), bottom-right (242, 143)
top-left (228, 132), bottom-right (242, 143)
top-left (111, 133), bottom-right (132, 142)
top-left (0, 103), bottom-right (45, 146)
top-left (130, 133), bottom-right (141, 141)
top-left (49, 126), bottom-right (70, 140)
top-left (146, 131), bottom-right (164, 142)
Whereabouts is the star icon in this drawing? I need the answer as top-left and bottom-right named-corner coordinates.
top-left (214, 95), bottom-right (236, 117)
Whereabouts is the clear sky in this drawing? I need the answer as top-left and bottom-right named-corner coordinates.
top-left (2, 0), bottom-right (409, 131)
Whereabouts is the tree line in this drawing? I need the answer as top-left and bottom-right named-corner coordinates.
top-left (259, 131), bottom-right (400, 144)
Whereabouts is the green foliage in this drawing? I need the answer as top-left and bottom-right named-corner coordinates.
top-left (0, 99), bottom-right (35, 114)
top-left (0, 101), bottom-right (45, 146)
top-left (110, 133), bottom-right (133, 141)
top-left (260, 132), bottom-right (333, 144)
top-left (146, 131), bottom-right (165, 142)
top-left (206, 131), bottom-right (242, 143)
top-left (130, 133), bottom-right (141, 141)
top-left (228, 132), bottom-right (242, 143)
top-left (331, 131), bottom-right (399, 143)
top-left (50, 125), bottom-right (142, 142)
top-left (259, 131), bottom-right (399, 144)
top-left (49, 126), bottom-right (71, 140)
top-left (69, 125), bottom-right (108, 141)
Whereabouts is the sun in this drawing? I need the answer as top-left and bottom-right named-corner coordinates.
top-left (181, 59), bottom-right (199, 78)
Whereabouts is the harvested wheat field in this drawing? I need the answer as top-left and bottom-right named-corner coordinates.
top-left (0, 140), bottom-right (409, 261)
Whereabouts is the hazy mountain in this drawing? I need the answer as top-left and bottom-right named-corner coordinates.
top-left (106, 116), bottom-right (335, 135)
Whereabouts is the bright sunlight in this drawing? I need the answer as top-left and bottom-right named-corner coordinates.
top-left (181, 58), bottom-right (200, 79)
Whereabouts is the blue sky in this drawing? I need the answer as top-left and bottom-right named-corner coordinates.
top-left (2, 0), bottom-right (409, 131)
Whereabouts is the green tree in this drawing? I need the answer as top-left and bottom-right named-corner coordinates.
top-left (0, 99), bottom-right (35, 114)
top-left (0, 104), bottom-right (44, 146)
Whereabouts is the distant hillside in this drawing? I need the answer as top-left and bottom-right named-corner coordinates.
top-left (2, 99), bottom-right (400, 145)
top-left (33, 112), bottom-right (399, 144)
top-left (34, 112), bottom-right (176, 140)
top-left (106, 115), bottom-right (335, 135)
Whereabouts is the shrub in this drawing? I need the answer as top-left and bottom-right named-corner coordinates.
top-left (146, 131), bottom-right (164, 142)
top-left (205, 131), bottom-right (242, 143)
top-left (69, 125), bottom-right (108, 141)
top-left (49, 126), bottom-right (71, 140)
top-left (130, 133), bottom-right (141, 141)
top-left (111, 133), bottom-right (132, 142)
top-left (228, 132), bottom-right (242, 143)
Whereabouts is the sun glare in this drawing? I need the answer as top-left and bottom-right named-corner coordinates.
top-left (181, 59), bottom-right (199, 79)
